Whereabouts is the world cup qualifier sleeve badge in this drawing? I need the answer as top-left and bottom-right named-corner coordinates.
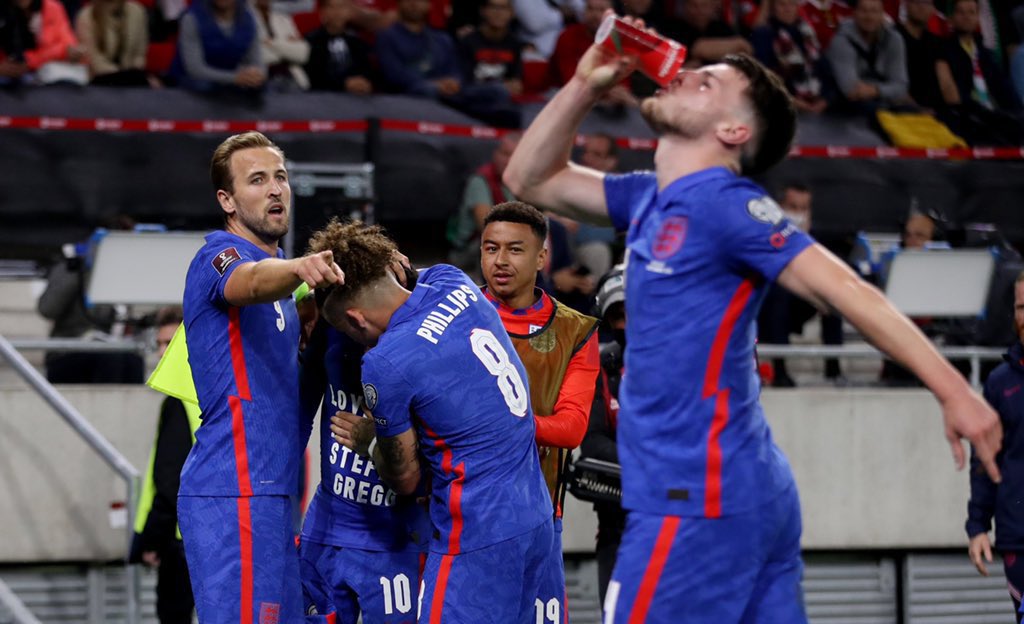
top-left (211, 247), bottom-right (242, 275)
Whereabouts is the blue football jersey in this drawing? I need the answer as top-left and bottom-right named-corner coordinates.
top-left (180, 231), bottom-right (303, 497)
top-left (300, 328), bottom-right (429, 552)
top-left (604, 168), bottom-right (814, 519)
top-left (364, 264), bottom-right (552, 554)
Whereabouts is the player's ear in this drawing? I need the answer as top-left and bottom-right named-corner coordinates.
top-left (715, 117), bottom-right (752, 148)
top-left (346, 308), bottom-right (370, 332)
top-left (217, 189), bottom-right (236, 216)
top-left (536, 238), bottom-right (548, 273)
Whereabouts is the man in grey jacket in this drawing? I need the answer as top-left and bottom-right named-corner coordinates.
top-left (826, 0), bottom-right (910, 111)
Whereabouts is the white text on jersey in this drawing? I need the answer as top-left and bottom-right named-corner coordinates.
top-left (416, 285), bottom-right (478, 345)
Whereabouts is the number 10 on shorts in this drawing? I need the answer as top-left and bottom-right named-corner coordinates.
top-left (379, 573), bottom-right (412, 615)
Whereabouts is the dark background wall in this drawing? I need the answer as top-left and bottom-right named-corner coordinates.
top-left (1, 87), bottom-right (1022, 262)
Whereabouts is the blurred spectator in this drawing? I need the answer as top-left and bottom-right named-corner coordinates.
top-left (376, 0), bottom-right (462, 93)
top-left (1012, 5), bottom-right (1024, 106)
top-left (878, 209), bottom-right (937, 385)
top-left (619, 0), bottom-right (665, 32)
top-left (573, 133), bottom-right (619, 278)
top-left (512, 0), bottom-right (581, 59)
top-left (548, 0), bottom-right (635, 106)
top-left (169, 0), bottom-right (266, 93)
top-left (37, 226), bottom-right (144, 384)
top-left (457, 0), bottom-right (523, 97)
top-left (254, 0), bottom-right (311, 90)
top-left (447, 132), bottom-right (520, 277)
top-left (757, 183), bottom-right (844, 387)
top-left (936, 0), bottom-right (1023, 145)
top-left (128, 305), bottom-right (196, 624)
top-left (719, 0), bottom-right (765, 33)
top-left (896, 0), bottom-right (944, 111)
top-left (827, 0), bottom-right (910, 113)
top-left (549, 0), bottom-right (609, 85)
top-left (304, 0), bottom-right (374, 92)
top-left (378, 0), bottom-right (520, 126)
top-left (800, 0), bottom-right (852, 49)
top-left (903, 209), bottom-right (936, 249)
top-left (751, 0), bottom-right (830, 113)
top-left (449, 0), bottom-right (484, 36)
top-left (348, 0), bottom-right (398, 33)
top-left (542, 214), bottom-right (595, 313)
top-left (0, 0), bottom-right (88, 86)
top-left (668, 0), bottom-right (752, 66)
top-left (149, 0), bottom-right (187, 42)
top-left (75, 0), bottom-right (150, 86)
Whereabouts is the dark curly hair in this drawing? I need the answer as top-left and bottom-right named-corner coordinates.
top-left (306, 218), bottom-right (398, 303)
top-left (721, 54), bottom-right (796, 176)
top-left (483, 201), bottom-right (548, 242)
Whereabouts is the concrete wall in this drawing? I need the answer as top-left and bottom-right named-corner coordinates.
top-left (0, 386), bottom-right (160, 562)
top-left (0, 385), bottom-right (971, 561)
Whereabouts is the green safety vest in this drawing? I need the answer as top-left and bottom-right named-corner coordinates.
top-left (133, 400), bottom-right (202, 540)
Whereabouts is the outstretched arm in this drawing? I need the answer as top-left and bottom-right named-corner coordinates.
top-left (503, 22), bottom-right (637, 225)
top-left (776, 243), bottom-right (1003, 482)
top-left (223, 251), bottom-right (344, 306)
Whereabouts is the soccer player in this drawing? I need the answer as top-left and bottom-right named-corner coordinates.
top-left (297, 248), bottom-right (428, 624)
top-left (502, 30), bottom-right (1003, 623)
top-left (316, 220), bottom-right (560, 623)
top-left (479, 201), bottom-right (600, 622)
top-left (179, 131), bottom-right (344, 623)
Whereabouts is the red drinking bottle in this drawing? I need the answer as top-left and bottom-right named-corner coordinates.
top-left (594, 14), bottom-right (687, 87)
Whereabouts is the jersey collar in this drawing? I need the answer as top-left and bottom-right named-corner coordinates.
top-left (207, 230), bottom-right (283, 259)
top-left (657, 167), bottom-right (735, 207)
top-left (387, 279), bottom-right (434, 330)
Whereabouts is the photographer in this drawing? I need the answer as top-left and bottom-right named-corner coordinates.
top-left (578, 264), bottom-right (625, 605)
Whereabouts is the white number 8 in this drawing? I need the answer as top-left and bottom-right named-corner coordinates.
top-left (470, 328), bottom-right (528, 417)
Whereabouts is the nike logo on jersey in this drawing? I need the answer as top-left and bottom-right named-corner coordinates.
top-left (416, 285), bottom-right (479, 345)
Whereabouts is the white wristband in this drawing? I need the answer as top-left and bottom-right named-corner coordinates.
top-left (366, 437), bottom-right (378, 458)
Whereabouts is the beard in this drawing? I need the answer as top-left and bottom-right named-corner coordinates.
top-left (640, 97), bottom-right (672, 135)
top-left (239, 206), bottom-right (289, 243)
top-left (640, 96), bottom-right (702, 139)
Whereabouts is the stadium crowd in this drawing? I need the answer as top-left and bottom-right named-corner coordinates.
top-left (1, 0), bottom-right (1022, 142)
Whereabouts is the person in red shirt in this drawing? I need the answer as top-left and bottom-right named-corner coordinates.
top-left (549, 0), bottom-right (610, 86)
top-left (800, 0), bottom-right (853, 49)
top-left (0, 0), bottom-right (86, 84)
top-left (479, 200), bottom-right (600, 624)
top-left (549, 0), bottom-right (637, 106)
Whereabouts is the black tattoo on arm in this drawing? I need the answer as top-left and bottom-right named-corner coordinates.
top-left (373, 432), bottom-right (421, 494)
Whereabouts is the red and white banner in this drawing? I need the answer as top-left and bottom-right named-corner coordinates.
top-left (2, 115), bottom-right (1022, 160)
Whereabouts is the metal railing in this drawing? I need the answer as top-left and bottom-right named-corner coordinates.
top-left (0, 334), bottom-right (141, 624)
top-left (0, 578), bottom-right (42, 624)
top-left (755, 344), bottom-right (1007, 388)
top-left (5, 338), bottom-right (144, 353)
